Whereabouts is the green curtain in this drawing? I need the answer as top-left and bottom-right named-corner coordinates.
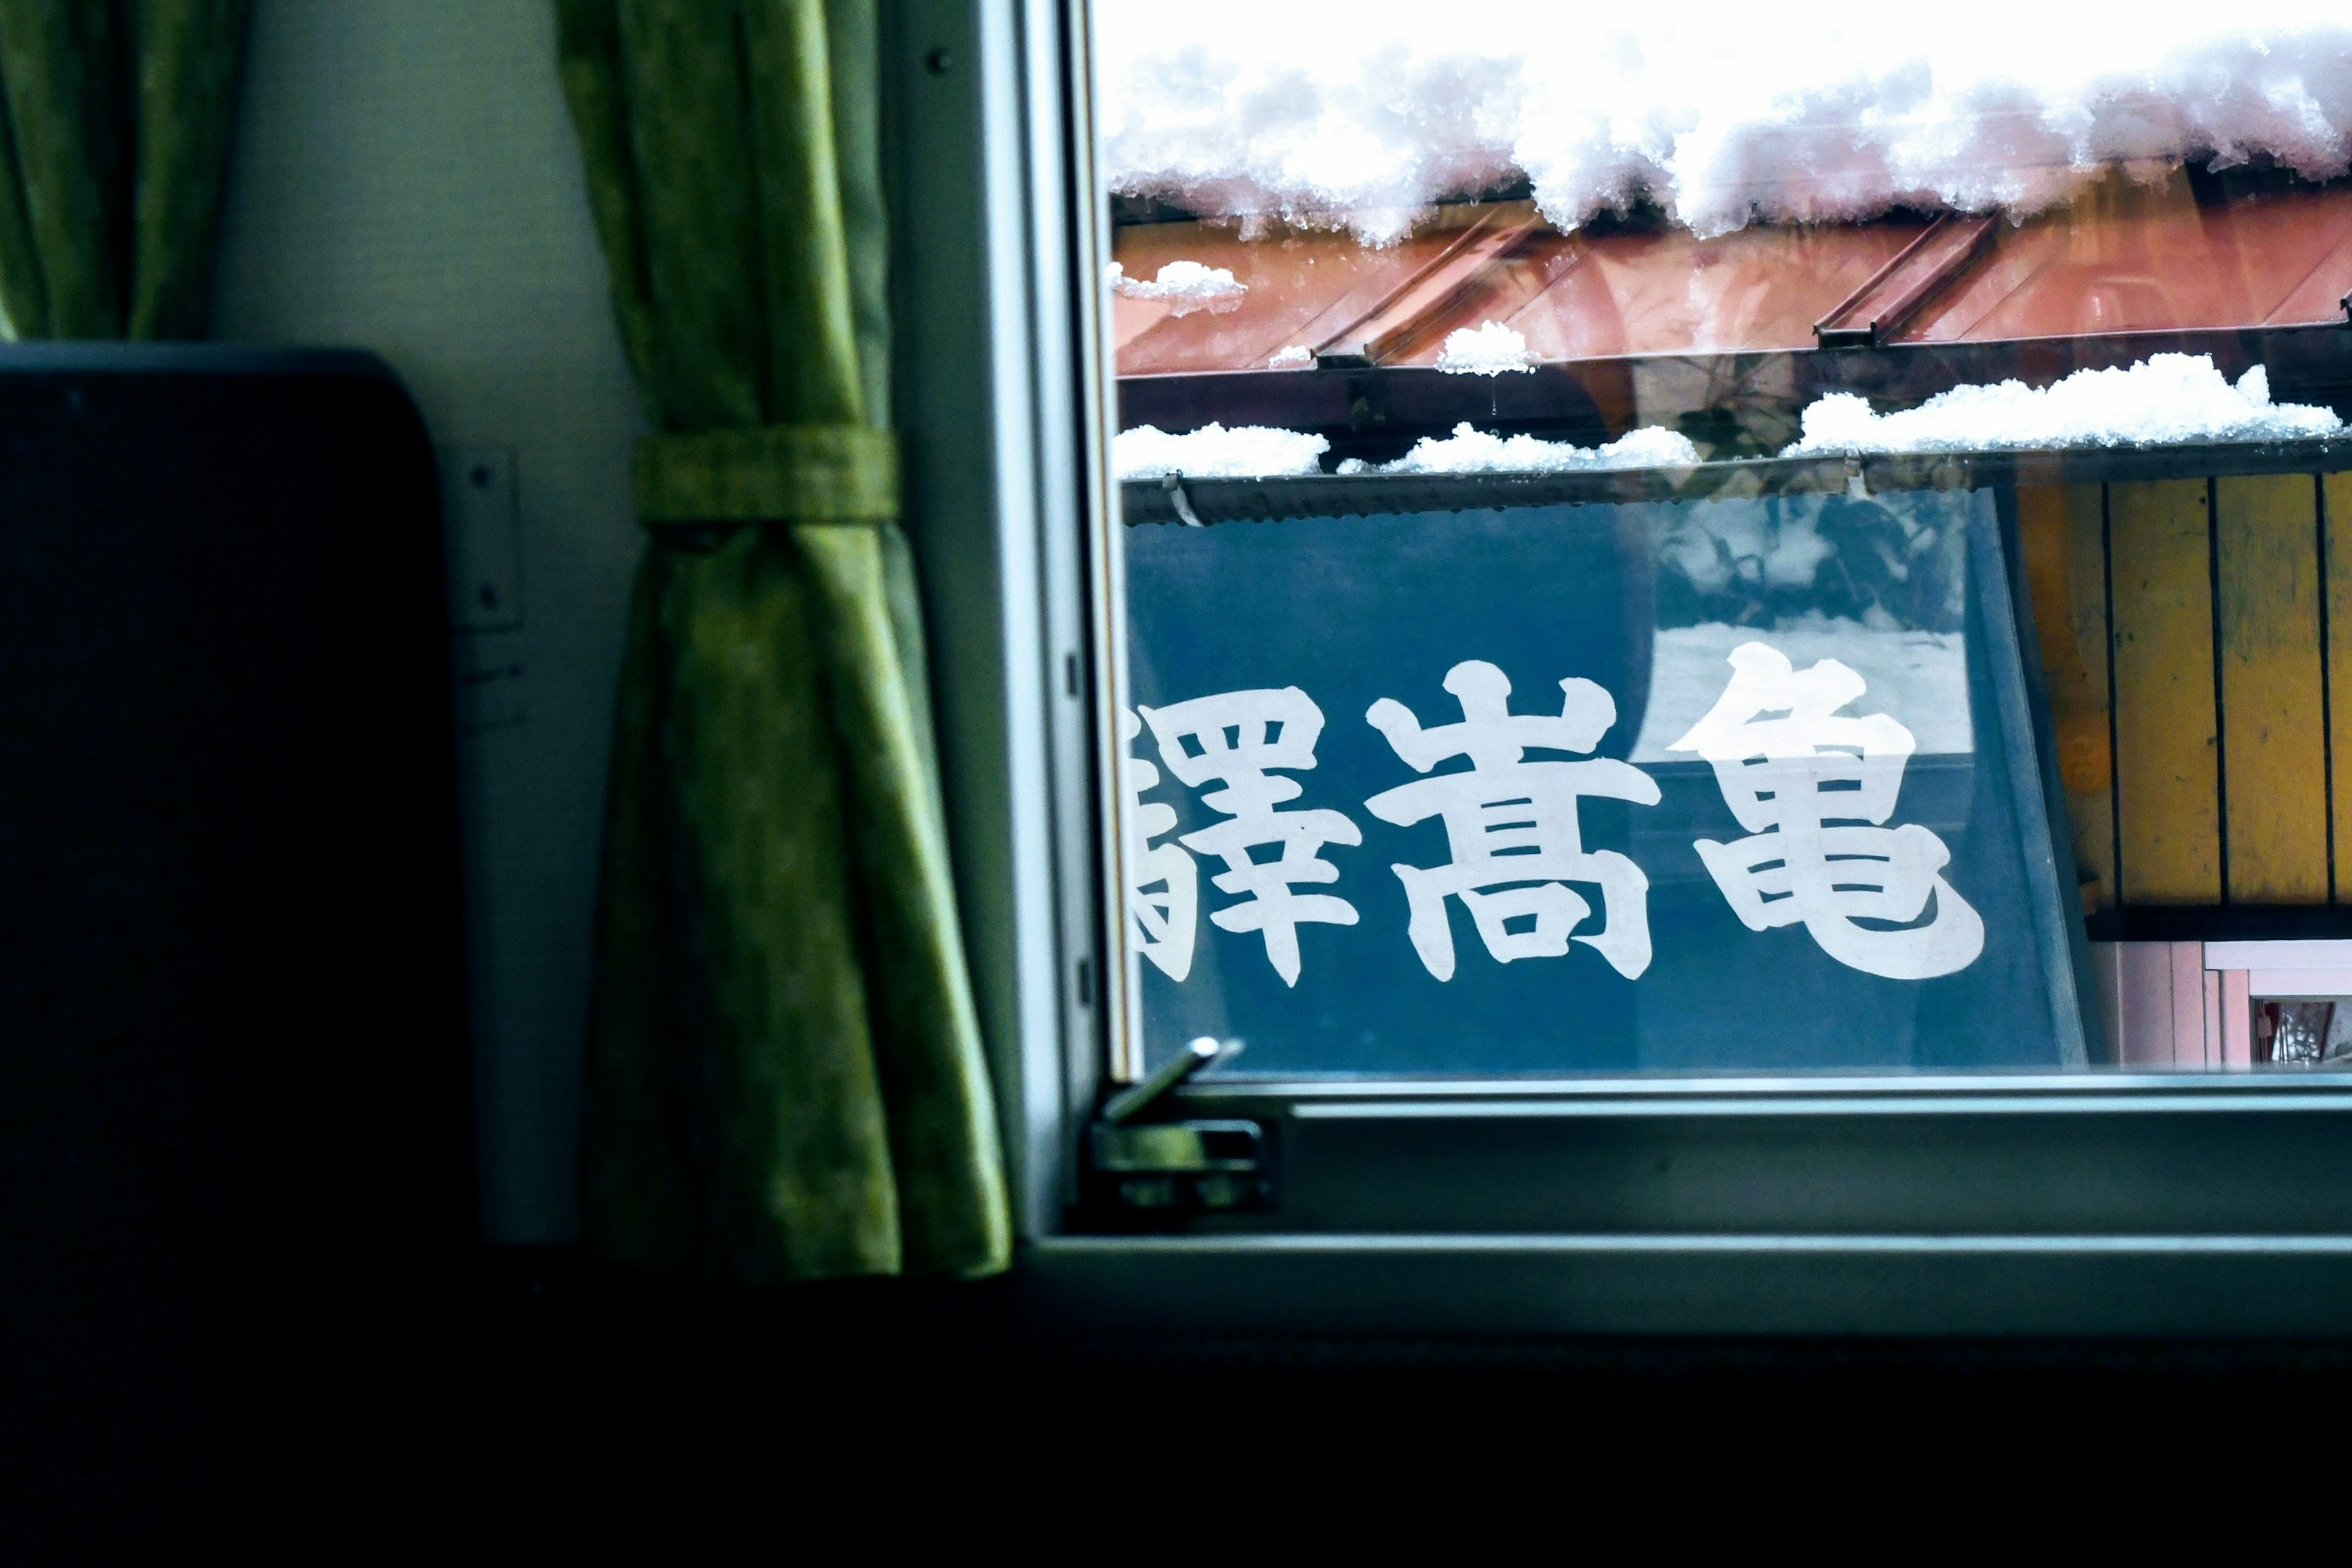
top-left (557, 0), bottom-right (1011, 1282)
top-left (0, 1), bottom-right (247, 341)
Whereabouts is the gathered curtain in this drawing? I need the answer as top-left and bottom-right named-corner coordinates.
top-left (557, 0), bottom-right (1010, 1281)
top-left (0, 0), bottom-right (247, 341)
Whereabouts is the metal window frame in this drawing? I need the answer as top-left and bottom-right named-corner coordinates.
top-left (891, 0), bottom-right (2352, 1338)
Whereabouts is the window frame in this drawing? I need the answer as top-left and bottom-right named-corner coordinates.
top-left (891, 0), bottom-right (2352, 1336)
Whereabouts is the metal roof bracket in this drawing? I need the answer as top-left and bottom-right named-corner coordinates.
top-left (1161, 472), bottom-right (1206, 527)
top-left (1814, 213), bottom-right (1997, 349)
top-left (1310, 205), bottom-right (1548, 368)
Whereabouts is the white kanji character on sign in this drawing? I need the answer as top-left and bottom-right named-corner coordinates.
top-left (1120, 707), bottom-right (1197, 981)
top-left (1363, 660), bottom-right (1661, 981)
top-left (1668, 641), bottom-right (1985, 979)
top-left (1139, 687), bottom-right (1360, 986)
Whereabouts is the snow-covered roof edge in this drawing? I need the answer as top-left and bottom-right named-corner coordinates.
top-left (1097, 6), bottom-right (2352, 244)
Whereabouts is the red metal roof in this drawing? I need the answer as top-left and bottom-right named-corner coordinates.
top-left (1114, 167), bottom-right (2352, 379)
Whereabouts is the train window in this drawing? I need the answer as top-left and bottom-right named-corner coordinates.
top-left (1088, 4), bottom-right (2352, 1084)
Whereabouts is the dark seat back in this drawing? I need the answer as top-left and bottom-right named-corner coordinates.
top-left (0, 346), bottom-right (473, 1547)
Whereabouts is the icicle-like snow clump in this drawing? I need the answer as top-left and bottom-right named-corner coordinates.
top-left (1782, 355), bottom-right (2343, 456)
top-left (1096, 2), bottom-right (2352, 243)
top-left (1267, 344), bottom-right (1313, 369)
top-left (1435, 322), bottom-right (1535, 376)
top-left (1114, 423), bottom-right (1329, 480)
top-left (1108, 260), bottom-right (1247, 315)
top-left (1348, 422), bottom-right (1701, 475)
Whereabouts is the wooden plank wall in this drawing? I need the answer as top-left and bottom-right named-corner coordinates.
top-left (2022, 472), bottom-right (2342, 916)
top-left (2015, 482), bottom-right (2114, 911)
top-left (2109, 479), bottom-right (2223, 903)
top-left (2216, 475), bottom-right (2330, 902)
top-left (2328, 473), bottom-right (2352, 884)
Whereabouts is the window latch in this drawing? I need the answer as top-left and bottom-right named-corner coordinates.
top-left (1086, 1036), bottom-right (1268, 1215)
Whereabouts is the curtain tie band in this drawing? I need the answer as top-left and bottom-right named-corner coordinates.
top-left (634, 424), bottom-right (899, 524)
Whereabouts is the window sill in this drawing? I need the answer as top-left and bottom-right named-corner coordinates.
top-left (1023, 1231), bottom-right (2352, 1337)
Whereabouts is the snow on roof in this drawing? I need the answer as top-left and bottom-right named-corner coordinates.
top-left (1113, 422), bottom-right (1329, 480)
top-left (1107, 259), bottom-right (1248, 315)
top-left (1112, 355), bottom-right (2339, 483)
top-left (1110, 418), bottom-right (1699, 480)
top-left (1096, 3), bottom-right (2352, 243)
top-left (1434, 322), bottom-right (1534, 376)
top-left (1345, 422), bottom-right (1701, 475)
top-left (1782, 355), bottom-right (2344, 456)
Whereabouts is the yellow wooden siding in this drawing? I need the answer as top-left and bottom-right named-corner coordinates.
top-left (2215, 473), bottom-right (2329, 902)
top-left (2108, 478), bottom-right (2220, 903)
top-left (2327, 472), bottom-right (2352, 905)
top-left (2016, 482), bottom-right (2116, 910)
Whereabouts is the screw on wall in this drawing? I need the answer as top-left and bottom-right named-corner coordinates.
top-left (437, 444), bottom-right (524, 635)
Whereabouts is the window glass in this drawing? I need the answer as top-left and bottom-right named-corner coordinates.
top-left (1093, 4), bottom-right (2352, 1077)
